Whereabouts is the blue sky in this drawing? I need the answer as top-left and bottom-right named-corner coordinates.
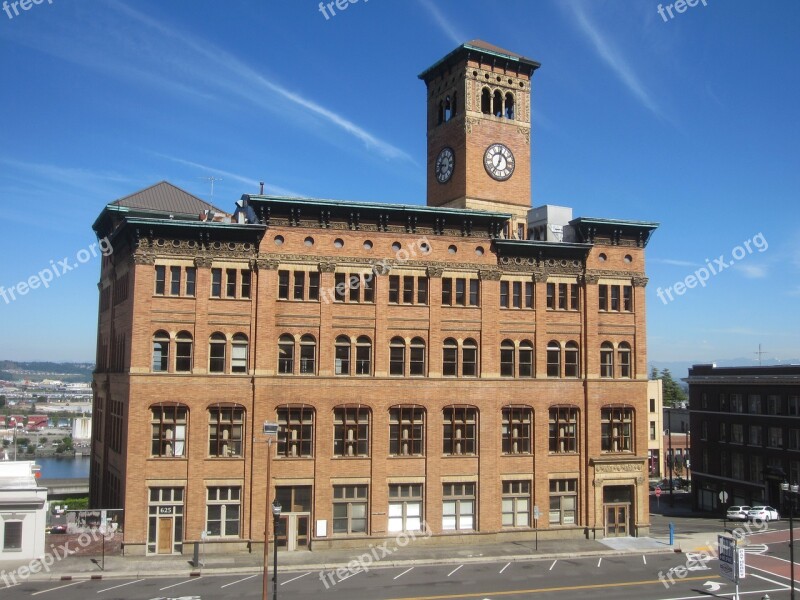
top-left (0, 0), bottom-right (797, 366)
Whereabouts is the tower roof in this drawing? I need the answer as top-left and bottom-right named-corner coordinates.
top-left (419, 39), bottom-right (541, 82)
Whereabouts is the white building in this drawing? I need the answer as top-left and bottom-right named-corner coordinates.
top-left (72, 417), bottom-right (92, 440)
top-left (0, 461), bottom-right (47, 561)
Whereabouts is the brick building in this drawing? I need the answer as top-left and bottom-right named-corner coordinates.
top-left (90, 41), bottom-right (658, 555)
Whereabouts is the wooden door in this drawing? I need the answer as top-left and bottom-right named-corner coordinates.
top-left (157, 517), bottom-right (173, 554)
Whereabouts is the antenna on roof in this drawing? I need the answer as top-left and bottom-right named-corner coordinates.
top-left (199, 176), bottom-right (223, 203)
top-left (754, 343), bottom-right (767, 366)
top-left (259, 181), bottom-right (265, 194)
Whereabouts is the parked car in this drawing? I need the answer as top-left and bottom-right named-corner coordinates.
top-left (726, 505), bottom-right (751, 521)
top-left (747, 506), bottom-right (780, 521)
top-left (50, 525), bottom-right (67, 534)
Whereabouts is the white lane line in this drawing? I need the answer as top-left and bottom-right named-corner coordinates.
top-left (751, 572), bottom-right (792, 588)
top-left (642, 554), bottom-right (647, 565)
top-left (31, 582), bottom-right (82, 596)
top-left (280, 572), bottom-right (310, 586)
top-left (748, 565), bottom-right (795, 585)
top-left (159, 578), bottom-right (200, 591)
top-left (394, 567), bottom-right (414, 580)
top-left (221, 574), bottom-right (260, 588)
top-left (97, 579), bottom-right (144, 593)
top-left (549, 560), bottom-right (557, 571)
top-left (338, 569), bottom-right (362, 582)
top-left (499, 562), bottom-right (511, 574)
top-left (447, 564), bottom-right (463, 577)
top-left (596, 557), bottom-right (602, 568)
top-left (660, 588), bottom-right (786, 600)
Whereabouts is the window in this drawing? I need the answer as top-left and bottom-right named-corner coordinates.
top-left (768, 427), bottom-right (783, 448)
top-left (502, 481), bottom-right (530, 528)
top-left (355, 336), bottom-right (372, 375)
top-left (211, 268), bottom-right (222, 298)
top-left (442, 277), bottom-right (479, 307)
top-left (623, 286), bottom-right (632, 311)
top-left (748, 395), bottom-right (762, 414)
top-left (278, 334), bottom-right (294, 374)
top-left (443, 338), bottom-right (479, 377)
top-left (493, 90), bottom-right (503, 117)
top-left (294, 271), bottom-right (305, 300)
top-left (389, 275), bottom-right (400, 303)
top-left (564, 342), bottom-right (580, 378)
top-left (610, 285), bottom-right (619, 311)
top-left (277, 405), bottom-right (314, 458)
top-left (650, 398), bottom-right (656, 413)
top-left (332, 485), bottom-right (368, 535)
top-left (206, 487), bottom-right (240, 537)
top-left (409, 337), bottom-right (426, 376)
top-left (279, 270), bottom-right (320, 302)
top-left (443, 406), bottom-right (477, 455)
top-left (600, 343), bottom-right (614, 378)
top-left (154, 265), bottom-right (166, 295)
top-left (390, 275), bottom-right (428, 305)
top-left (333, 272), bottom-right (373, 304)
top-left (546, 341), bottom-right (561, 378)
top-left (547, 283), bottom-right (579, 310)
top-left (231, 334), bottom-right (248, 373)
top-left (2, 521), bottom-right (22, 551)
top-left (598, 285), bottom-right (607, 311)
top-left (750, 455), bottom-right (764, 483)
top-left (388, 484), bottom-right (423, 532)
top-left (519, 341), bottom-right (533, 377)
top-left (175, 331), bottom-right (193, 372)
top-left (500, 340), bottom-right (514, 377)
top-left (152, 330), bottom-right (169, 372)
top-left (549, 407), bottom-right (578, 453)
top-left (309, 271), bottom-right (320, 301)
top-left (599, 285), bottom-right (633, 312)
top-left (731, 394), bottom-right (744, 413)
top-left (601, 407), bottom-right (634, 452)
top-left (225, 269), bottom-right (237, 298)
top-left (442, 483), bottom-right (475, 531)
top-left (732, 453), bottom-right (745, 480)
top-left (389, 337), bottom-right (405, 376)
top-left (504, 92), bottom-right (515, 119)
top-left (791, 396), bottom-right (800, 416)
top-left (335, 335), bottom-right (351, 376)
top-left (209, 333), bottom-right (226, 373)
top-left (500, 280), bottom-right (533, 309)
top-left (278, 270), bottom-right (290, 300)
top-left (502, 406), bottom-right (532, 454)
top-left (208, 406), bottom-right (244, 457)
top-left (185, 267), bottom-right (196, 296)
top-left (719, 422), bottom-right (727, 442)
top-left (481, 87), bottom-right (491, 114)
top-left (151, 405), bottom-right (187, 457)
top-left (170, 266), bottom-right (181, 296)
top-left (650, 421), bottom-right (656, 441)
top-left (443, 338), bottom-right (458, 377)
top-left (731, 424), bottom-right (744, 444)
top-left (767, 395), bottom-right (782, 415)
top-left (789, 429), bottom-right (800, 451)
top-left (618, 343), bottom-right (631, 378)
top-left (549, 480), bottom-right (577, 526)
top-left (389, 406), bottom-right (424, 456)
top-left (333, 406), bottom-right (370, 457)
top-left (299, 334), bottom-right (316, 374)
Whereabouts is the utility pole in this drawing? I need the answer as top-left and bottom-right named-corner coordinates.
top-left (754, 344), bottom-right (767, 366)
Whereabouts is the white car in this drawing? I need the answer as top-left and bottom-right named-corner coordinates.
top-left (726, 505), bottom-right (751, 521)
top-left (747, 506), bottom-right (779, 521)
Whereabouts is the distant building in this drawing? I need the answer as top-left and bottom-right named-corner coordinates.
top-left (72, 417), bottom-right (92, 440)
top-left (26, 415), bottom-right (48, 431)
top-left (647, 379), bottom-right (664, 478)
top-left (688, 364), bottom-right (800, 512)
top-left (0, 461), bottom-right (47, 561)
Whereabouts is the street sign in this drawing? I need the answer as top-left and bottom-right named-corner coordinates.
top-left (263, 421), bottom-right (279, 436)
top-left (718, 535), bottom-right (737, 583)
top-left (533, 505), bottom-right (540, 520)
top-left (655, 486), bottom-right (662, 498)
top-left (737, 548), bottom-right (746, 579)
top-left (719, 490), bottom-right (729, 503)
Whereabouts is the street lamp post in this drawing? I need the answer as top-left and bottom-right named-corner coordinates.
top-left (781, 482), bottom-right (798, 600)
top-left (272, 500), bottom-right (282, 599)
top-left (261, 422), bottom-right (278, 600)
top-left (667, 409), bottom-right (674, 507)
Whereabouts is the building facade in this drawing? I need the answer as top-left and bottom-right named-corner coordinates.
top-left (647, 379), bottom-right (663, 478)
top-left (0, 461), bottom-right (47, 562)
top-left (90, 41), bottom-right (658, 555)
top-left (688, 364), bottom-right (800, 513)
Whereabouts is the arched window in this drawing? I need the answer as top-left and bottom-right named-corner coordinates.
top-left (355, 336), bottom-right (372, 375)
top-left (152, 330), bottom-right (170, 372)
top-left (519, 340), bottom-right (534, 377)
top-left (151, 404), bottom-right (188, 457)
top-left (452, 92), bottom-right (458, 117)
top-left (277, 404), bottom-right (314, 457)
top-left (618, 342), bottom-right (632, 378)
top-left (443, 338), bottom-right (458, 377)
top-left (505, 92), bottom-right (515, 119)
top-left (437, 100), bottom-right (444, 125)
top-left (443, 406), bottom-right (477, 455)
top-left (502, 406), bottom-right (532, 454)
top-left (335, 335), bottom-right (351, 376)
top-left (278, 334), bottom-right (294, 374)
top-left (389, 337), bottom-right (405, 376)
top-left (299, 334), bottom-right (316, 375)
top-left (175, 331), bottom-right (193, 373)
top-left (209, 332), bottom-right (226, 373)
top-left (546, 341), bottom-right (561, 378)
top-left (389, 405), bottom-right (425, 456)
top-left (462, 338), bottom-right (478, 377)
top-left (231, 333), bottom-right (248, 374)
top-left (444, 95), bottom-right (452, 121)
top-left (481, 87), bottom-right (491, 114)
top-left (409, 337), bottom-right (426, 376)
top-left (500, 340), bottom-right (515, 377)
top-left (493, 90), bottom-right (503, 117)
top-left (208, 404), bottom-right (244, 457)
top-left (549, 406), bottom-right (579, 453)
top-left (564, 341), bottom-right (580, 378)
top-left (333, 405), bottom-right (370, 457)
top-left (600, 342), bottom-right (614, 378)
top-left (601, 406), bottom-right (634, 452)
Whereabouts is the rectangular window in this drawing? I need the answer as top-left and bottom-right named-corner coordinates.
top-left (598, 285), bottom-right (608, 311)
top-left (226, 269), bottom-right (237, 298)
top-left (442, 483), bottom-right (475, 531)
top-left (403, 276), bottom-right (415, 304)
top-left (546, 283), bottom-right (555, 309)
top-left (418, 277), bottom-right (429, 305)
top-left (2, 521), bottom-right (22, 551)
top-left (349, 274), bottom-right (360, 302)
top-left (332, 485), bottom-right (368, 535)
top-left (790, 396), bottom-right (800, 416)
top-left (333, 407), bottom-right (370, 457)
top-left (748, 394), bottom-right (762, 414)
top-left (502, 481), bottom-right (530, 528)
top-left (549, 480), bottom-right (577, 526)
top-left (768, 427), bottom-right (783, 448)
top-left (443, 407), bottom-right (477, 455)
top-left (154, 265), bottom-right (166, 295)
top-left (749, 425), bottom-right (762, 446)
top-left (731, 424), bottom-right (744, 444)
top-left (334, 273), bottom-right (346, 302)
top-left (442, 278), bottom-right (452, 306)
top-left (650, 421), bottom-right (656, 441)
top-left (731, 453), bottom-right (745, 480)
top-left (623, 286), bottom-right (632, 311)
top-left (389, 275), bottom-right (400, 304)
top-left (388, 484), bottom-right (423, 533)
top-left (558, 283), bottom-right (567, 309)
top-left (151, 405), bottom-right (187, 457)
top-left (211, 268), bottom-right (222, 298)
top-left (389, 407), bottom-right (424, 456)
top-left (500, 281), bottom-right (509, 308)
top-left (241, 270), bottom-right (251, 299)
top-left (208, 406), bottom-right (244, 457)
top-left (767, 395), bottom-right (782, 415)
top-left (610, 285), bottom-right (620, 311)
top-left (170, 266), bottom-right (181, 296)
top-left (601, 407), bottom-right (633, 452)
top-left (294, 271), bottom-right (305, 301)
top-left (789, 429), bottom-right (800, 451)
top-left (570, 284), bottom-right (579, 310)
top-left (308, 271), bottom-right (320, 301)
top-left (549, 407), bottom-right (578, 453)
top-left (731, 394), bottom-right (744, 413)
top-left (277, 406), bottom-right (314, 458)
top-left (469, 279), bottom-right (480, 306)
top-left (363, 274), bottom-right (374, 303)
top-left (502, 407), bottom-right (532, 454)
top-left (649, 398), bottom-right (656, 413)
top-left (524, 282), bottom-right (533, 308)
top-left (512, 281), bottom-right (522, 308)
top-left (278, 270), bottom-right (290, 299)
top-left (455, 278), bottom-right (466, 306)
top-left (206, 487), bottom-right (240, 537)
top-left (185, 267), bottom-right (196, 297)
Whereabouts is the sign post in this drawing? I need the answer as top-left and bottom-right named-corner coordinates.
top-left (262, 422), bottom-right (279, 600)
top-left (655, 485), bottom-right (662, 508)
top-left (718, 535), bottom-right (743, 600)
top-left (533, 506), bottom-right (540, 551)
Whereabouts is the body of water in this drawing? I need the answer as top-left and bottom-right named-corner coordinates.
top-left (35, 456), bottom-right (91, 479)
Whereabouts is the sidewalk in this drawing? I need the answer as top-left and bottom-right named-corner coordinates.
top-left (0, 534), bottom-right (678, 583)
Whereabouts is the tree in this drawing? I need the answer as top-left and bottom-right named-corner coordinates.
top-left (657, 368), bottom-right (688, 407)
top-left (0, 395), bottom-right (5, 408)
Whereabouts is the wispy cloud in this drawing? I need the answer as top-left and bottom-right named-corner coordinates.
top-left (416, 0), bottom-right (464, 46)
top-left (733, 263), bottom-right (768, 279)
top-left (650, 258), bottom-right (701, 268)
top-left (562, 1), bottom-right (664, 119)
top-left (0, 158), bottom-right (134, 198)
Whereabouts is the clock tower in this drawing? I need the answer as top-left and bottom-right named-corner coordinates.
top-left (419, 41), bottom-right (540, 237)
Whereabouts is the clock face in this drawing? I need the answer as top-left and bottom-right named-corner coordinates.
top-left (435, 147), bottom-right (455, 183)
top-left (484, 143), bottom-right (515, 181)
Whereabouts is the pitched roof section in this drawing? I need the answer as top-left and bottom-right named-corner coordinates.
top-left (419, 39), bottom-right (541, 82)
top-left (109, 181), bottom-right (223, 217)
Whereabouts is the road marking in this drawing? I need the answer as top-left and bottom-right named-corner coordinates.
top-left (750, 572), bottom-right (792, 588)
top-left (159, 577), bottom-right (200, 591)
top-left (221, 573), bottom-right (260, 588)
top-left (381, 575), bottom-right (718, 600)
top-left (549, 560), bottom-right (557, 571)
top-left (31, 582), bottom-right (82, 596)
top-left (394, 567), bottom-right (414, 580)
top-left (596, 558), bottom-right (602, 568)
top-left (499, 562), bottom-right (510, 574)
top-left (338, 569), bottom-right (362, 582)
top-left (642, 555), bottom-right (647, 565)
top-left (97, 579), bottom-right (144, 593)
top-left (447, 565), bottom-right (463, 577)
top-left (281, 572), bottom-right (310, 586)
top-left (749, 564), bottom-right (798, 583)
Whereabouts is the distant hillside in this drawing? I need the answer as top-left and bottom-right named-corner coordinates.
top-left (0, 361), bottom-right (94, 383)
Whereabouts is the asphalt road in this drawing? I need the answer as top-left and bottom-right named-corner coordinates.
top-left (3, 550), bottom-right (793, 600)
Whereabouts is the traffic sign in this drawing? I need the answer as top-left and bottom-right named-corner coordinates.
top-left (655, 486), bottom-right (662, 498)
top-left (719, 490), bottom-right (729, 503)
top-left (718, 535), bottom-right (737, 583)
top-left (533, 505), bottom-right (540, 520)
